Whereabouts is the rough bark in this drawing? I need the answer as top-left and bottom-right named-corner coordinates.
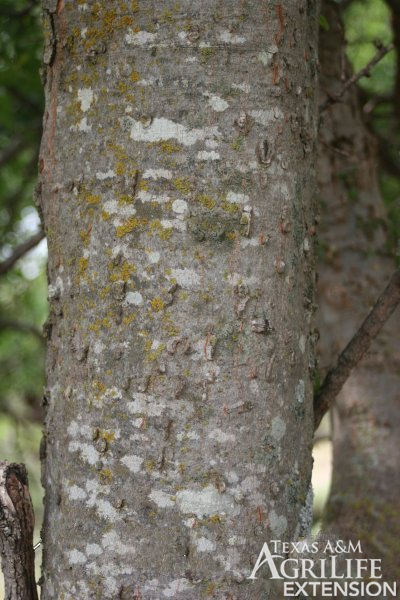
top-left (38, 1), bottom-right (319, 598)
top-left (317, 0), bottom-right (400, 586)
top-left (0, 462), bottom-right (38, 600)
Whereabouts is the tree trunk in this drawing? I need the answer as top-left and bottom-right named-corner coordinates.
top-left (38, 1), bottom-right (319, 597)
top-left (317, 0), bottom-right (400, 586)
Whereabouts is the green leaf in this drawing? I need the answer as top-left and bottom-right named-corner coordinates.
top-left (319, 15), bottom-right (330, 31)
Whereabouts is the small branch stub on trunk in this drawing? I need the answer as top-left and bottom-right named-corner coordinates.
top-left (0, 462), bottom-right (38, 600)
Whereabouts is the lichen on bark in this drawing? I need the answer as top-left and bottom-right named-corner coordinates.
top-left (38, 1), bottom-right (320, 597)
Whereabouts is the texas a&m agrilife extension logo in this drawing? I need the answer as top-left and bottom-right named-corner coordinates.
top-left (247, 538), bottom-right (397, 597)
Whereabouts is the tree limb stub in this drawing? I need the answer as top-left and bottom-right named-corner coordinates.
top-left (0, 230), bottom-right (45, 277)
top-left (0, 462), bottom-right (38, 600)
top-left (314, 268), bottom-right (400, 430)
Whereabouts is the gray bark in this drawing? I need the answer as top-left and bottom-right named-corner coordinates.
top-left (38, 1), bottom-right (319, 597)
top-left (317, 1), bottom-right (400, 586)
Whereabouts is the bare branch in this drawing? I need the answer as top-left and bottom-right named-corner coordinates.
top-left (0, 462), bottom-right (38, 600)
top-left (0, 319), bottom-right (44, 343)
top-left (320, 42), bottom-right (395, 113)
top-left (314, 268), bottom-right (400, 430)
top-left (0, 230), bottom-right (45, 277)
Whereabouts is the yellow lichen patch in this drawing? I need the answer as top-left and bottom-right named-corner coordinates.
top-left (80, 229), bottom-right (90, 247)
top-left (131, 0), bottom-right (139, 12)
top-left (156, 141), bottom-right (182, 154)
top-left (109, 260), bottom-right (136, 282)
top-left (130, 69), bottom-right (140, 83)
top-left (85, 194), bottom-right (101, 205)
top-left (139, 179), bottom-right (149, 191)
top-left (118, 81), bottom-right (128, 95)
top-left (123, 312), bottom-right (137, 326)
top-left (102, 210), bottom-right (111, 221)
top-left (148, 220), bottom-right (173, 241)
top-left (107, 142), bottom-right (128, 161)
top-left (146, 343), bottom-right (166, 362)
top-left (93, 380), bottom-right (106, 396)
top-left (231, 137), bottom-right (244, 151)
top-left (99, 285), bottom-right (111, 299)
top-left (79, 257), bottom-right (89, 277)
top-left (200, 47), bottom-right (215, 63)
top-left (221, 200), bottom-right (239, 213)
top-left (173, 177), bottom-right (191, 194)
top-left (99, 468), bottom-right (113, 484)
top-left (196, 194), bottom-right (216, 210)
top-left (116, 217), bottom-right (148, 237)
top-left (115, 162), bottom-right (126, 176)
top-left (145, 459), bottom-right (156, 472)
top-left (225, 231), bottom-right (238, 241)
top-left (101, 430), bottom-right (115, 443)
top-left (160, 9), bottom-right (173, 23)
top-left (117, 194), bottom-right (133, 205)
top-left (150, 297), bottom-right (165, 312)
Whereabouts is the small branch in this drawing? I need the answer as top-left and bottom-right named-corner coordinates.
top-left (320, 42), bottom-right (395, 113)
top-left (314, 268), bottom-right (400, 430)
top-left (0, 319), bottom-right (44, 343)
top-left (0, 140), bottom-right (24, 169)
top-left (0, 230), bottom-right (45, 277)
top-left (0, 462), bottom-right (38, 600)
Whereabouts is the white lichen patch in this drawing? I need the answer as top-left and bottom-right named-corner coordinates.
top-left (102, 531), bottom-right (134, 555)
top-left (105, 200), bottom-right (137, 217)
top-left (149, 489), bottom-right (175, 509)
top-left (127, 393), bottom-right (165, 417)
top-left (196, 151), bottom-right (220, 161)
top-left (194, 536), bottom-right (216, 553)
top-left (225, 471), bottom-right (239, 484)
top-left (78, 88), bottom-right (94, 112)
top-left (128, 117), bottom-right (220, 147)
top-left (143, 168), bottom-right (173, 180)
top-left (96, 169), bottom-right (115, 180)
top-left (125, 291), bottom-right (144, 306)
top-left (209, 429), bottom-right (235, 444)
top-left (68, 441), bottom-right (98, 466)
top-left (176, 485), bottom-right (239, 518)
top-left (204, 93), bottom-right (229, 112)
top-left (86, 543), bottom-right (102, 556)
top-left (78, 117), bottom-right (91, 133)
top-left (250, 109), bottom-right (283, 126)
top-left (168, 268), bottom-right (200, 289)
top-left (271, 416), bottom-right (286, 441)
top-left (121, 454), bottom-right (143, 473)
top-left (295, 379), bottom-right (305, 403)
top-left (172, 199), bottom-right (188, 215)
top-left (68, 549), bottom-right (87, 565)
top-left (232, 82), bottom-right (251, 93)
top-left (163, 579), bottom-right (193, 598)
top-left (137, 191), bottom-right (171, 205)
top-left (228, 535), bottom-right (246, 546)
top-left (226, 191), bottom-right (250, 204)
top-left (85, 480), bottom-right (118, 522)
top-left (125, 30), bottom-right (157, 45)
top-left (258, 45), bottom-right (278, 66)
top-left (269, 510), bottom-right (288, 536)
top-left (146, 250), bottom-right (160, 264)
top-left (299, 334), bottom-right (306, 354)
top-left (69, 484), bottom-right (87, 501)
top-left (219, 30), bottom-right (246, 44)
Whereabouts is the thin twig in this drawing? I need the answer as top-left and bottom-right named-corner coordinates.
top-left (320, 42), bottom-right (394, 113)
top-left (0, 230), bottom-right (45, 276)
top-left (314, 268), bottom-right (400, 430)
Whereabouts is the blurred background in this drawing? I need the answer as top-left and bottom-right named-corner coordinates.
top-left (0, 0), bottom-right (399, 591)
